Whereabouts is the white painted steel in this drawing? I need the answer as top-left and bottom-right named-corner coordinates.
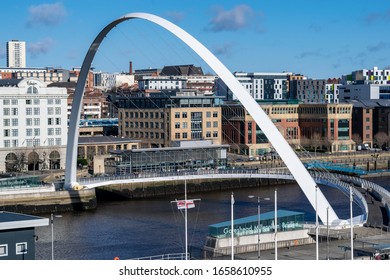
top-left (64, 12), bottom-right (339, 224)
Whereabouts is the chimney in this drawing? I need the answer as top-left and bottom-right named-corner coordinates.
top-left (129, 61), bottom-right (133, 75)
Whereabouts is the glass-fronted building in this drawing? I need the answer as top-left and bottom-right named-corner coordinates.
top-left (208, 210), bottom-right (304, 238)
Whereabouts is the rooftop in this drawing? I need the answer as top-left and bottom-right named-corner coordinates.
top-left (0, 211), bottom-right (49, 230)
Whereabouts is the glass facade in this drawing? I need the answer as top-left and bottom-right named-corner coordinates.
top-left (208, 210), bottom-right (304, 238)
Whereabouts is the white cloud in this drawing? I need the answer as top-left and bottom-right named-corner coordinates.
top-left (26, 2), bottom-right (66, 27)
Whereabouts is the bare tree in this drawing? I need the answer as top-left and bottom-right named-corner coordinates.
top-left (352, 133), bottom-right (362, 145)
top-left (374, 131), bottom-right (390, 148)
top-left (309, 132), bottom-right (323, 156)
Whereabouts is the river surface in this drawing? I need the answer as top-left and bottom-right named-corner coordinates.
top-left (34, 176), bottom-right (390, 260)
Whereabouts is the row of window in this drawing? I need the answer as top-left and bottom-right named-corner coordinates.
top-left (125, 121), bottom-right (163, 129)
top-left (3, 107), bottom-right (62, 116)
top-left (0, 242), bottom-right (27, 257)
top-left (174, 111), bottom-right (218, 118)
top-left (174, 121), bottom-right (219, 129)
top-left (3, 99), bottom-right (62, 105)
top-left (174, 131), bottom-right (218, 139)
top-left (124, 111), bottom-right (164, 119)
top-left (4, 128), bottom-right (62, 137)
top-left (124, 131), bottom-right (165, 140)
top-left (3, 138), bottom-right (62, 148)
top-left (3, 118), bottom-right (61, 127)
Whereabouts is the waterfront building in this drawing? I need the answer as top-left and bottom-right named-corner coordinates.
top-left (204, 210), bottom-right (309, 257)
top-left (222, 102), bottom-right (355, 156)
top-left (299, 103), bottom-right (355, 152)
top-left (6, 40), bottom-right (26, 68)
top-left (215, 72), bottom-right (290, 101)
top-left (0, 211), bottom-right (48, 260)
top-left (221, 101), bottom-right (300, 157)
top-left (117, 90), bottom-right (222, 148)
top-left (106, 140), bottom-right (228, 175)
top-left (93, 71), bottom-right (117, 91)
top-left (0, 78), bottom-right (68, 172)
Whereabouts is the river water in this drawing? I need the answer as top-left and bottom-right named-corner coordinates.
top-left (34, 177), bottom-right (390, 260)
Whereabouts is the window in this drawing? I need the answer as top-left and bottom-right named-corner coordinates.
top-left (206, 112), bottom-right (211, 118)
top-left (11, 108), bottom-right (18, 116)
top-left (12, 129), bottom-right (18, 137)
top-left (175, 122), bottom-right (180, 129)
top-left (11, 99), bottom-right (18, 105)
top-left (55, 128), bottom-right (61, 135)
top-left (182, 122), bottom-right (187, 129)
top-left (55, 99), bottom-right (61, 105)
top-left (55, 107), bottom-right (61, 115)
top-left (3, 108), bottom-right (10, 116)
top-left (34, 128), bottom-right (40, 136)
top-left (4, 140), bottom-right (10, 148)
top-left (26, 108), bottom-right (32, 115)
top-left (48, 108), bottom-right (54, 115)
top-left (213, 131), bottom-right (218, 137)
top-left (0, 244), bottom-right (8, 257)
top-left (182, 112), bottom-right (187, 118)
top-left (34, 118), bottom-right (40, 126)
top-left (175, 132), bottom-right (180, 139)
top-left (175, 112), bottom-right (180, 118)
top-left (26, 99), bottom-right (32, 105)
top-left (3, 119), bottom-right (10, 127)
top-left (34, 99), bottom-right (40, 105)
top-left (48, 128), bottom-right (54, 135)
top-left (48, 99), bottom-right (54, 105)
top-left (34, 108), bottom-right (40, 115)
top-left (48, 118), bottom-right (53, 125)
top-left (3, 100), bottom-right (10, 105)
top-left (182, 132), bottom-right (188, 139)
top-left (26, 129), bottom-right (33, 136)
top-left (213, 121), bottom-right (218, 128)
top-left (206, 131), bottom-right (211, 137)
top-left (55, 138), bottom-right (61, 145)
top-left (213, 111), bottom-right (218, 118)
top-left (12, 119), bottom-right (18, 126)
top-left (4, 129), bottom-right (10, 137)
top-left (206, 122), bottom-right (211, 128)
top-left (16, 242), bottom-right (27, 255)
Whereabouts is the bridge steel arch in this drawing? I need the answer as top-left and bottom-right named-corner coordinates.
top-left (65, 12), bottom-right (341, 225)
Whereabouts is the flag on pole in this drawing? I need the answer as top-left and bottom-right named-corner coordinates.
top-left (176, 200), bottom-right (195, 210)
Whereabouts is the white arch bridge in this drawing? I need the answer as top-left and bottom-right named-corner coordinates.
top-left (75, 168), bottom-right (387, 228)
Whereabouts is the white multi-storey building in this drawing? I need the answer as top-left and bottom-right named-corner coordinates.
top-left (0, 78), bottom-right (68, 172)
top-left (216, 72), bottom-right (290, 101)
top-left (6, 40), bottom-right (26, 68)
top-left (138, 76), bottom-right (187, 91)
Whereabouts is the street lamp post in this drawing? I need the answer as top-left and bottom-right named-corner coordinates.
top-left (51, 213), bottom-right (62, 260)
top-left (248, 195), bottom-right (270, 260)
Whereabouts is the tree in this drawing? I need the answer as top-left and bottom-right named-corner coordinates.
top-left (352, 133), bottom-right (362, 145)
top-left (374, 132), bottom-right (390, 148)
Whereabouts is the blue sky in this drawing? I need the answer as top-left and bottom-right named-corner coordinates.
top-left (1, 0), bottom-right (390, 78)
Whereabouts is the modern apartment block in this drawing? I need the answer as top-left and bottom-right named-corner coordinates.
top-left (0, 78), bottom-right (68, 173)
top-left (342, 66), bottom-right (390, 85)
top-left (6, 40), bottom-right (26, 68)
top-left (117, 91), bottom-right (222, 148)
top-left (215, 72), bottom-right (290, 101)
top-left (291, 78), bottom-right (341, 103)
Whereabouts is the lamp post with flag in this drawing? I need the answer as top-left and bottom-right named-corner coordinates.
top-left (171, 177), bottom-right (200, 260)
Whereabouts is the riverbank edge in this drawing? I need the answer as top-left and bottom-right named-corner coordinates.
top-left (0, 177), bottom-right (289, 214)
